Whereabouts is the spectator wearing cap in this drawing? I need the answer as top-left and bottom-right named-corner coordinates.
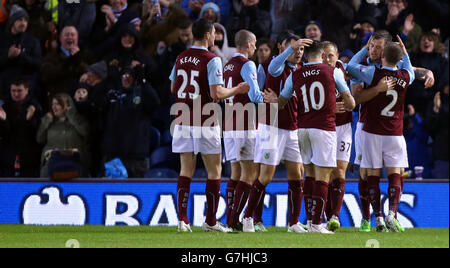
top-left (199, 2), bottom-right (221, 23)
top-left (99, 66), bottom-right (161, 178)
top-left (304, 20), bottom-right (322, 42)
top-left (0, 78), bottom-right (43, 177)
top-left (40, 25), bottom-right (97, 99)
top-left (19, 0), bottom-right (53, 51)
top-left (181, 0), bottom-right (230, 25)
top-left (348, 16), bottom-right (378, 53)
top-left (0, 4), bottom-right (42, 101)
top-left (226, 0), bottom-right (272, 47)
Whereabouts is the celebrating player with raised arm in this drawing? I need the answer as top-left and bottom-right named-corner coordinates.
top-left (266, 41), bottom-right (355, 234)
top-left (242, 33), bottom-right (313, 233)
top-left (222, 30), bottom-right (265, 230)
top-left (347, 36), bottom-right (415, 233)
top-left (169, 18), bottom-right (249, 233)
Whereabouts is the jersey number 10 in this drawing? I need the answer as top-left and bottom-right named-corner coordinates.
top-left (300, 81), bottom-right (325, 113)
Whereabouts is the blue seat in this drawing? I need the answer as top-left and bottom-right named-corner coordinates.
top-left (161, 129), bottom-right (173, 146)
top-left (149, 126), bottom-right (161, 154)
top-left (150, 146), bottom-right (180, 170)
top-left (145, 168), bottom-right (178, 179)
top-left (193, 168), bottom-right (208, 179)
top-left (152, 106), bottom-right (173, 132)
top-left (273, 169), bottom-right (287, 179)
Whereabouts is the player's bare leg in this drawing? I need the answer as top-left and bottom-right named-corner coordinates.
top-left (201, 153), bottom-right (232, 232)
top-left (309, 166), bottom-right (334, 234)
top-left (385, 167), bottom-right (405, 232)
top-left (367, 168), bottom-right (388, 232)
top-left (226, 162), bottom-right (241, 226)
top-left (285, 161), bottom-right (307, 233)
top-left (328, 160), bottom-right (348, 232)
top-left (229, 160), bottom-right (258, 230)
top-left (177, 153), bottom-right (197, 232)
top-left (303, 164), bottom-right (315, 229)
top-left (243, 164), bottom-right (276, 232)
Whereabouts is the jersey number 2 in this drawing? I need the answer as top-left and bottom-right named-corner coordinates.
top-left (381, 90), bottom-right (398, 117)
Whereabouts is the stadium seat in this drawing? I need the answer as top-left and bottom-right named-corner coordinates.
top-left (193, 168), bottom-right (208, 179)
top-left (149, 126), bottom-right (161, 154)
top-left (273, 169), bottom-right (287, 179)
top-left (161, 129), bottom-right (173, 146)
top-left (145, 168), bottom-right (178, 179)
top-left (152, 106), bottom-right (173, 132)
top-left (150, 146), bottom-right (180, 170)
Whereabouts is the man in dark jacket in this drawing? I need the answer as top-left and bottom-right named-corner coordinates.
top-left (0, 78), bottom-right (42, 177)
top-left (0, 5), bottom-right (41, 100)
top-left (99, 66), bottom-right (160, 178)
top-left (226, 0), bottom-right (272, 47)
top-left (40, 25), bottom-right (97, 102)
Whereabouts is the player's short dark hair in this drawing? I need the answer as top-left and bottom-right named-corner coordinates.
top-left (372, 30), bottom-right (392, 44)
top-left (304, 40), bottom-right (324, 58)
top-left (383, 42), bottom-right (403, 65)
top-left (322, 41), bottom-right (338, 52)
top-left (192, 18), bottom-right (213, 41)
top-left (235, 30), bottom-right (255, 48)
top-left (276, 30), bottom-right (295, 45)
top-left (10, 78), bottom-right (29, 88)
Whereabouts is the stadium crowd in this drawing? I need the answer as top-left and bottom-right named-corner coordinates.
top-left (0, 0), bottom-right (448, 179)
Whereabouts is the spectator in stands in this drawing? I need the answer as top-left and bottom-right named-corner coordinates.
top-left (0, 5), bottom-right (41, 100)
top-left (104, 23), bottom-right (158, 86)
top-left (99, 66), bottom-right (161, 178)
top-left (58, 0), bottom-right (97, 46)
top-left (403, 104), bottom-right (432, 178)
top-left (226, 0), bottom-right (272, 47)
top-left (269, 0), bottom-right (304, 40)
top-left (377, 0), bottom-right (417, 44)
top-left (36, 93), bottom-right (91, 178)
top-left (20, 0), bottom-right (53, 51)
top-left (210, 23), bottom-right (236, 66)
top-left (408, 31), bottom-right (449, 116)
top-left (40, 25), bottom-right (97, 98)
top-left (0, 78), bottom-right (42, 177)
top-left (199, 2), bottom-right (220, 23)
top-left (181, 0), bottom-right (230, 25)
top-left (426, 84), bottom-right (449, 179)
top-left (304, 20), bottom-right (322, 42)
top-left (255, 37), bottom-right (274, 66)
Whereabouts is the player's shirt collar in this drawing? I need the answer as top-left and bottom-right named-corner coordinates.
top-left (191, 45), bottom-right (209, 51)
top-left (234, 53), bottom-right (246, 58)
top-left (367, 57), bottom-right (381, 68)
top-left (382, 66), bottom-right (398, 71)
top-left (304, 61), bottom-right (322, 66)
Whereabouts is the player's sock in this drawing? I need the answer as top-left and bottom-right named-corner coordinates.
top-left (253, 189), bottom-right (265, 224)
top-left (205, 179), bottom-right (221, 226)
top-left (304, 176), bottom-right (315, 222)
top-left (177, 176), bottom-right (191, 224)
top-left (226, 179), bottom-right (238, 226)
top-left (388, 173), bottom-right (402, 215)
top-left (288, 180), bottom-right (303, 226)
top-left (312, 180), bottom-right (329, 225)
top-left (244, 179), bottom-right (266, 219)
top-left (367, 176), bottom-right (383, 218)
top-left (325, 185), bottom-right (333, 221)
top-left (330, 178), bottom-right (345, 218)
top-left (230, 181), bottom-right (252, 225)
top-left (396, 175), bottom-right (405, 219)
top-left (358, 177), bottom-right (371, 220)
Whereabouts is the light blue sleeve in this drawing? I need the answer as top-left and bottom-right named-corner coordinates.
top-left (242, 61), bottom-right (263, 103)
top-left (280, 73), bottom-right (294, 99)
top-left (334, 68), bottom-right (351, 93)
top-left (268, 46), bottom-right (293, 77)
top-left (257, 64), bottom-right (266, 90)
top-left (346, 48), bottom-right (376, 86)
top-left (400, 54), bottom-right (415, 85)
top-left (169, 65), bottom-right (176, 82)
top-left (207, 57), bottom-right (224, 86)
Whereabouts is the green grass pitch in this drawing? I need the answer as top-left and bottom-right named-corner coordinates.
top-left (0, 225), bottom-right (448, 248)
